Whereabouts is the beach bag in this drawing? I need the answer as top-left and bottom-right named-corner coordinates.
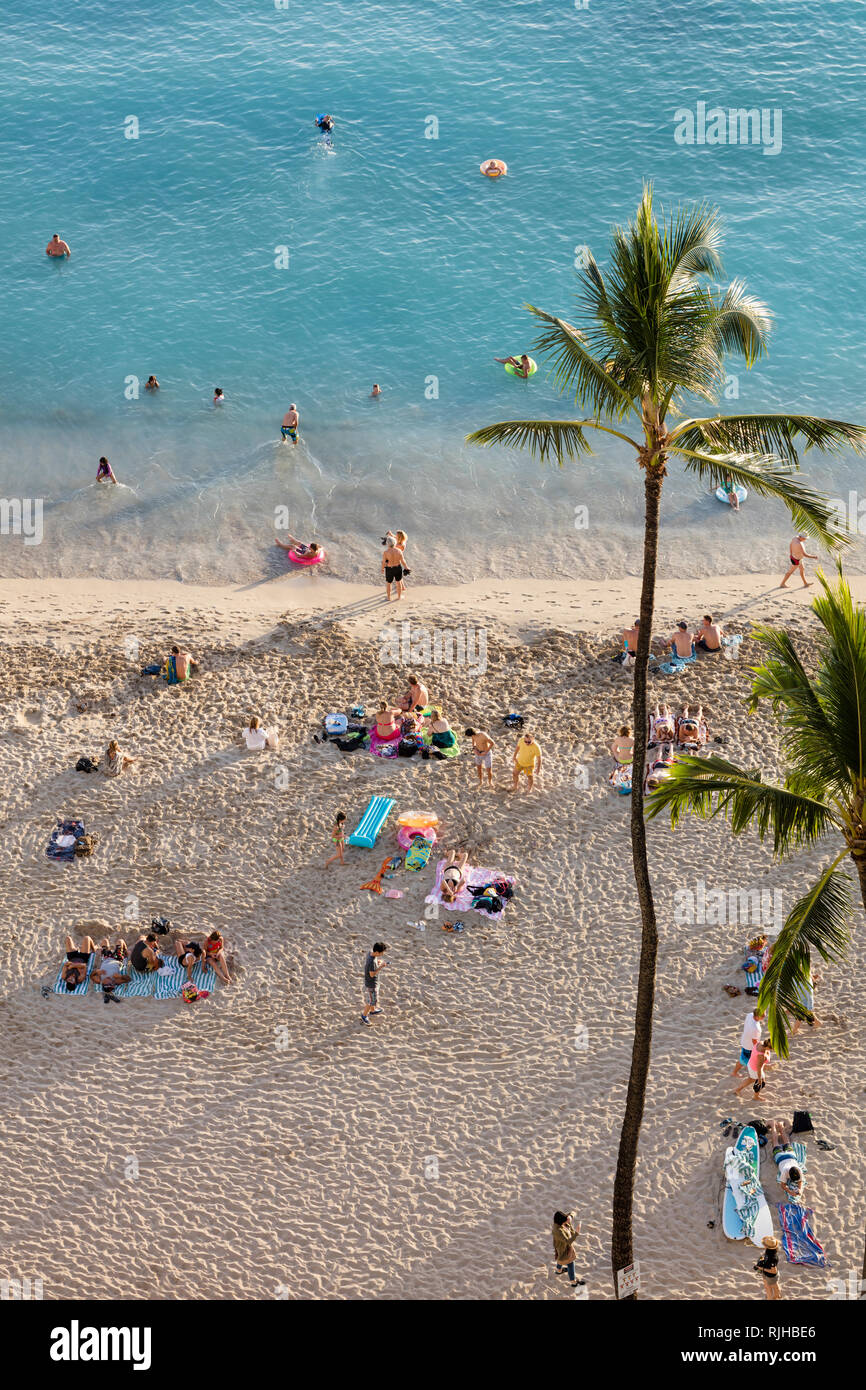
top-left (75, 756), bottom-right (99, 773)
top-left (74, 833), bottom-right (98, 857)
top-left (502, 713), bottom-right (524, 730)
top-left (324, 713), bottom-right (348, 736)
top-left (791, 1110), bottom-right (814, 1137)
top-left (398, 737), bottom-right (420, 757)
top-left (472, 893), bottom-right (503, 914)
top-left (349, 704), bottom-right (365, 719)
top-left (492, 879), bottom-right (513, 900)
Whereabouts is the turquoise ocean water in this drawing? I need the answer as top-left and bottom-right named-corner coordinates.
top-left (1, 0), bottom-right (865, 583)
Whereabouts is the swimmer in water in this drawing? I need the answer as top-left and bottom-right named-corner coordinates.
top-left (281, 404), bottom-right (299, 444)
top-left (494, 354), bottom-right (532, 378)
top-left (213, 387), bottom-right (225, 405)
top-left (317, 114), bottom-right (334, 131)
top-left (370, 384), bottom-right (382, 397)
top-left (96, 456), bottom-right (117, 485)
top-left (46, 233), bottom-right (71, 258)
top-left (145, 375), bottom-right (160, 391)
top-left (482, 160), bottom-right (504, 177)
top-left (275, 534), bottom-right (320, 558)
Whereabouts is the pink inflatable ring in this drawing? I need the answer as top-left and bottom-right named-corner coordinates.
top-left (288, 548), bottom-right (325, 566)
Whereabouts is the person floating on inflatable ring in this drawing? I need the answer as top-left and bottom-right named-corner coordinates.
top-left (275, 533), bottom-right (321, 561)
top-left (481, 159), bottom-right (507, 178)
top-left (495, 353), bottom-right (532, 378)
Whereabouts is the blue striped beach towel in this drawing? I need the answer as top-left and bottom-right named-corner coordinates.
top-left (116, 967), bottom-right (157, 999)
top-left (154, 955), bottom-right (217, 1000)
top-left (53, 952), bottom-right (95, 995)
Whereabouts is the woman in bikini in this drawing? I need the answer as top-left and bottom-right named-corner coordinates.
top-left (440, 850), bottom-right (469, 904)
top-left (203, 930), bottom-right (231, 985)
top-left (649, 703), bottom-right (676, 745)
top-left (370, 702), bottom-right (404, 756)
top-left (609, 725), bottom-right (634, 764)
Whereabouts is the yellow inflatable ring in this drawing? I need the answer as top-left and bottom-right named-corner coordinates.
top-left (480, 159), bottom-right (507, 178)
top-left (397, 811), bottom-right (440, 829)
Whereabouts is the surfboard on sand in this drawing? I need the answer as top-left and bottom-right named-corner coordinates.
top-left (723, 1126), bottom-right (774, 1247)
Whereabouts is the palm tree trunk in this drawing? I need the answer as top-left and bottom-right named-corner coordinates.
top-left (854, 851), bottom-right (866, 1293)
top-left (611, 460), bottom-right (664, 1297)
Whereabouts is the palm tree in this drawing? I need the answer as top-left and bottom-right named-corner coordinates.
top-left (646, 566), bottom-right (866, 1287)
top-left (466, 186), bottom-right (866, 1296)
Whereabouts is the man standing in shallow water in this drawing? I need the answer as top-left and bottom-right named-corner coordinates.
top-left (46, 233), bottom-right (71, 258)
top-left (281, 404), bottom-right (299, 444)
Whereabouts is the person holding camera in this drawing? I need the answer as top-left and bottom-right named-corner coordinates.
top-left (552, 1209), bottom-right (585, 1290)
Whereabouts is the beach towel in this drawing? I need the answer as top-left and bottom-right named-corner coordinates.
top-left (421, 730), bottom-right (460, 760)
top-left (425, 863), bottom-right (516, 920)
top-left (46, 818), bottom-right (86, 861)
top-left (776, 1204), bottom-right (826, 1267)
top-left (608, 763), bottom-right (632, 793)
top-left (52, 952), bottom-right (95, 996)
top-left (740, 945), bottom-right (766, 991)
top-left (369, 725), bottom-right (402, 758)
top-left (115, 966), bottom-right (157, 999)
top-left (154, 954), bottom-right (216, 1000)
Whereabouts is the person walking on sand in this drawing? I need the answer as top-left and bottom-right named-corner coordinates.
top-left (465, 728), bottom-right (495, 785)
top-left (734, 1037), bottom-right (773, 1100)
top-left (382, 535), bottom-right (405, 601)
top-left (325, 811), bottom-right (347, 866)
top-left (281, 403), bottom-right (299, 443)
top-left (512, 732), bottom-right (542, 791)
top-left (46, 232), bottom-right (71, 258)
top-left (360, 942), bottom-right (387, 1023)
top-left (754, 1235), bottom-right (781, 1300)
top-left (732, 1006), bottom-right (764, 1077)
top-left (780, 534), bottom-right (817, 588)
top-left (552, 1210), bottom-right (585, 1289)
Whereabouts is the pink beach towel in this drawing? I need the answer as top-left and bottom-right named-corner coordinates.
top-left (425, 861), bottom-right (515, 921)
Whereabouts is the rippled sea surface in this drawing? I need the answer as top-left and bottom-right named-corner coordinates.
top-left (2, 0), bottom-right (865, 582)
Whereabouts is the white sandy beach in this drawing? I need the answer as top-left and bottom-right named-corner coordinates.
top-left (0, 572), bottom-right (863, 1300)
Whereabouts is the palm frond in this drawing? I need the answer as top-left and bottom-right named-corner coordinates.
top-left (703, 279), bottom-right (772, 366)
top-left (526, 305), bottom-right (640, 421)
top-left (646, 754), bottom-right (840, 855)
top-left (759, 865), bottom-right (852, 1057)
top-left (669, 446), bottom-right (848, 549)
top-left (465, 419), bottom-right (597, 465)
top-left (671, 413), bottom-right (866, 466)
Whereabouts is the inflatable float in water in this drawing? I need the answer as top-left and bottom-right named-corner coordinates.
top-left (480, 159), bottom-right (507, 178)
top-left (288, 548), bottom-right (325, 566)
top-left (504, 357), bottom-right (537, 377)
top-left (715, 485), bottom-right (748, 504)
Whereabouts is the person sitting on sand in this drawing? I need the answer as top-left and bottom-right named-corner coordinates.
top-left (168, 644), bottom-right (197, 683)
top-left (46, 233), bottom-right (71, 258)
top-left (696, 614), bottom-right (722, 652)
top-left (96, 456), bottom-right (117, 485)
top-left (281, 404), bottom-right (299, 443)
top-left (176, 939), bottom-right (204, 981)
top-left (619, 618), bottom-right (639, 666)
top-left (768, 1120), bottom-right (806, 1201)
top-left (104, 740), bottom-right (135, 776)
top-left (667, 621), bottom-right (696, 660)
top-left (129, 932), bottom-right (161, 973)
top-left (241, 716), bottom-right (279, 751)
top-left (275, 533), bottom-right (321, 560)
top-left (609, 725), bottom-right (634, 764)
top-left (60, 933), bottom-right (99, 991)
top-left (145, 375), bottom-right (160, 391)
top-left (399, 673), bottom-right (429, 713)
top-left (440, 850), bottom-right (469, 903)
top-left (369, 702), bottom-right (404, 756)
top-left (203, 930), bottom-right (232, 985)
top-left (649, 703), bottom-right (676, 745)
top-left (494, 353), bottom-right (532, 377)
top-left (423, 708), bottom-right (457, 758)
top-left (465, 728), bottom-right (495, 785)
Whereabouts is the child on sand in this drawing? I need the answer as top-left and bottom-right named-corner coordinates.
top-left (325, 812), bottom-right (347, 866)
top-left (465, 728), bottom-right (495, 785)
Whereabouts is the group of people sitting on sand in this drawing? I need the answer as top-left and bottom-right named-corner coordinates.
top-left (609, 703), bottom-right (710, 793)
top-left (618, 614), bottom-right (725, 667)
top-left (57, 926), bottom-right (232, 1001)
